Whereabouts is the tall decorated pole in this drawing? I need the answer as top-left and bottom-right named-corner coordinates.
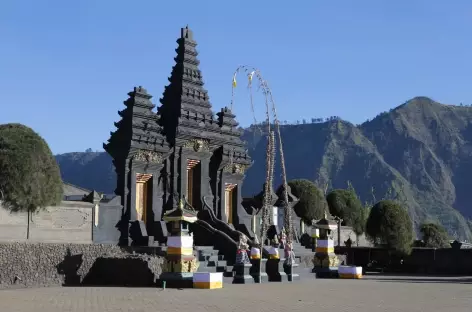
top-left (230, 66), bottom-right (295, 282)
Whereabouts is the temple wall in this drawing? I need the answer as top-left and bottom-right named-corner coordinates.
top-left (332, 226), bottom-right (371, 247)
top-left (0, 242), bottom-right (164, 289)
top-left (0, 201), bottom-right (121, 244)
top-left (268, 208), bottom-right (372, 247)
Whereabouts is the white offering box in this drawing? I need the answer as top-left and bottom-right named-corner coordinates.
top-left (193, 272), bottom-right (223, 289)
top-left (338, 266), bottom-right (363, 279)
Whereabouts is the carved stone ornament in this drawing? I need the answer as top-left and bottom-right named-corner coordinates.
top-left (163, 258), bottom-right (199, 273)
top-left (133, 150), bottom-right (163, 163)
top-left (183, 138), bottom-right (210, 152)
top-left (312, 254), bottom-right (340, 268)
top-left (223, 163), bottom-right (248, 174)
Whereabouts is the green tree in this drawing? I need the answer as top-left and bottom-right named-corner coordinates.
top-left (326, 186), bottom-right (365, 236)
top-left (0, 124), bottom-right (63, 212)
top-left (420, 222), bottom-right (450, 248)
top-left (366, 200), bottom-right (414, 255)
top-left (282, 179), bottom-right (327, 222)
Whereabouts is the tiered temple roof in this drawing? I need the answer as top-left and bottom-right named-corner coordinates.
top-left (156, 27), bottom-right (248, 161)
top-left (104, 86), bottom-right (167, 159)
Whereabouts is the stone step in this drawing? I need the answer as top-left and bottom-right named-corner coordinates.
top-left (194, 246), bottom-right (215, 251)
top-left (197, 248), bottom-right (218, 254)
top-left (217, 260), bottom-right (227, 267)
top-left (197, 265), bottom-right (217, 273)
top-left (224, 265), bottom-right (234, 277)
top-left (208, 255), bottom-right (219, 262)
top-left (198, 254), bottom-right (220, 261)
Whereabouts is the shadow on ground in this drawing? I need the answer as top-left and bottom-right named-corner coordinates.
top-left (366, 274), bottom-right (472, 284)
top-left (56, 248), bottom-right (157, 287)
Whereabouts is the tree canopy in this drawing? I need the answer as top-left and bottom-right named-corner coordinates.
top-left (0, 123), bottom-right (63, 212)
top-left (365, 200), bottom-right (413, 255)
top-left (326, 188), bottom-right (365, 236)
top-left (420, 222), bottom-right (450, 248)
top-left (282, 179), bottom-right (327, 222)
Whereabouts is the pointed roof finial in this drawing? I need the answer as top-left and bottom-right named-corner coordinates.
top-left (181, 25), bottom-right (193, 40)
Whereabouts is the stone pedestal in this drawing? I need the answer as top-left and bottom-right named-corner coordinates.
top-left (159, 237), bottom-right (199, 288)
top-left (249, 258), bottom-right (268, 283)
top-left (159, 201), bottom-right (199, 288)
top-left (312, 239), bottom-right (339, 279)
top-left (159, 271), bottom-right (194, 288)
top-left (266, 258), bottom-right (288, 282)
top-left (283, 262), bottom-right (300, 281)
top-left (233, 263), bottom-right (254, 284)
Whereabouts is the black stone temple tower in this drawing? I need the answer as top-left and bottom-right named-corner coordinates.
top-left (104, 26), bottom-right (253, 247)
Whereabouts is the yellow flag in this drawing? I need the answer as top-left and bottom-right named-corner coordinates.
top-left (232, 74), bottom-right (237, 88)
top-left (248, 71), bottom-right (255, 82)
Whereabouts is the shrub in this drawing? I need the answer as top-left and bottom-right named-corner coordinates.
top-left (283, 179), bottom-right (328, 222)
top-left (366, 200), bottom-right (413, 255)
top-left (326, 188), bottom-right (365, 236)
top-left (420, 222), bottom-right (450, 248)
top-left (0, 123), bottom-right (63, 212)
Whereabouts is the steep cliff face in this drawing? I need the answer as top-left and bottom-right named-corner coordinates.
top-left (55, 152), bottom-right (115, 194)
top-left (56, 97), bottom-right (472, 240)
top-left (360, 97), bottom-right (472, 238)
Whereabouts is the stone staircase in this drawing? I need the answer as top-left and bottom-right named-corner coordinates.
top-left (195, 246), bottom-right (235, 280)
top-left (194, 243), bottom-right (307, 281)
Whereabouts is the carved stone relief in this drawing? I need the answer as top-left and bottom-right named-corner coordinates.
top-left (183, 138), bottom-right (210, 152)
top-left (133, 150), bottom-right (163, 163)
top-left (223, 163), bottom-right (248, 174)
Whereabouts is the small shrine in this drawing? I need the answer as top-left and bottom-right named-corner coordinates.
top-left (159, 199), bottom-right (199, 288)
top-left (312, 211), bottom-right (340, 278)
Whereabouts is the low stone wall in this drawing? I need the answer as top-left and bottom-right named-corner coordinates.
top-left (337, 246), bottom-right (472, 275)
top-left (0, 242), bottom-right (164, 289)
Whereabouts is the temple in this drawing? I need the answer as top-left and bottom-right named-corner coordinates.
top-left (104, 26), bottom-right (258, 253)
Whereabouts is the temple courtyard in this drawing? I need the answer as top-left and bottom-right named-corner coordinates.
top-left (0, 275), bottom-right (470, 312)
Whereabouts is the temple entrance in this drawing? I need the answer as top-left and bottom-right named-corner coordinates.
top-left (186, 159), bottom-right (201, 210)
top-left (135, 173), bottom-right (152, 222)
top-left (224, 183), bottom-right (237, 224)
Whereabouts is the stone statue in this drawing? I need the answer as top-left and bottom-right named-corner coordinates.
top-left (279, 228), bottom-right (287, 248)
top-left (284, 241), bottom-right (296, 266)
top-left (235, 233), bottom-right (251, 264)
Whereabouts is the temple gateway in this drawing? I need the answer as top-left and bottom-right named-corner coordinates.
top-left (104, 26), bottom-right (288, 255)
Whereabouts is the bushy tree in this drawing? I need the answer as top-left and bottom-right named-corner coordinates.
top-left (366, 200), bottom-right (413, 255)
top-left (420, 222), bottom-right (450, 248)
top-left (0, 124), bottom-right (63, 212)
top-left (284, 179), bottom-right (327, 222)
top-left (326, 187), bottom-right (365, 236)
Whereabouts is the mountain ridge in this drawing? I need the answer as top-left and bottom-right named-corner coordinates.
top-left (55, 97), bottom-right (472, 240)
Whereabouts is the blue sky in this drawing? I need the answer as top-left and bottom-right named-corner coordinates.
top-left (1, 0), bottom-right (471, 154)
